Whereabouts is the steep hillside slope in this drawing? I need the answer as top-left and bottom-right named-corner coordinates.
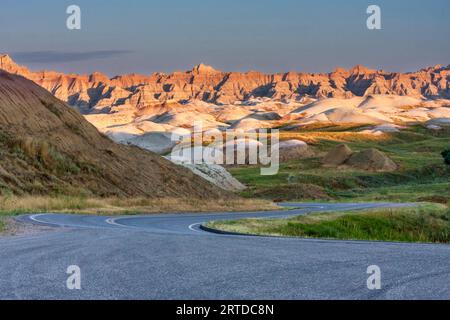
top-left (0, 71), bottom-right (229, 199)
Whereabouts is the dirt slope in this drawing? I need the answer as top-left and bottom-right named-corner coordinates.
top-left (0, 71), bottom-right (230, 199)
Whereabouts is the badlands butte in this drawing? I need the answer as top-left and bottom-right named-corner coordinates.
top-left (1, 54), bottom-right (449, 106)
top-left (0, 55), bottom-right (449, 140)
top-left (1, 53), bottom-right (449, 117)
top-left (1, 54), bottom-right (449, 141)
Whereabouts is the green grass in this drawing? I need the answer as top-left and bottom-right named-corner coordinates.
top-left (333, 182), bottom-right (450, 203)
top-left (207, 204), bottom-right (450, 243)
top-left (230, 125), bottom-right (450, 203)
top-left (0, 217), bottom-right (5, 233)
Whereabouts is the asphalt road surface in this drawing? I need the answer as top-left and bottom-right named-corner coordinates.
top-left (0, 203), bottom-right (449, 300)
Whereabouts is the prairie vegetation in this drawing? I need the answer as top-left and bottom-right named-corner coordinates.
top-left (231, 124), bottom-right (450, 204)
top-left (207, 204), bottom-right (450, 243)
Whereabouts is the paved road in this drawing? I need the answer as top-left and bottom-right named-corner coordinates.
top-left (0, 203), bottom-right (449, 300)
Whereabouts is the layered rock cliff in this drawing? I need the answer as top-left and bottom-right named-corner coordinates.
top-left (1, 54), bottom-right (448, 114)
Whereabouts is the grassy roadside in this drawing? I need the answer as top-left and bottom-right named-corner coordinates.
top-left (0, 195), bottom-right (278, 234)
top-left (0, 217), bottom-right (5, 233)
top-left (206, 204), bottom-right (450, 243)
top-left (0, 195), bottom-right (278, 216)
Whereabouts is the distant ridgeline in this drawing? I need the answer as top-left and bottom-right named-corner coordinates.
top-left (0, 54), bottom-right (448, 112)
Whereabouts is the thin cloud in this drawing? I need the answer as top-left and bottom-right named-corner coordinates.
top-left (10, 50), bottom-right (132, 63)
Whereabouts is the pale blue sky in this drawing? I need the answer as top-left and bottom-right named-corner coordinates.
top-left (0, 0), bottom-right (448, 75)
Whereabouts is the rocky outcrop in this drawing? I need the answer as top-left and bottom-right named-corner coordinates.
top-left (172, 162), bottom-right (247, 192)
top-left (322, 144), bottom-right (397, 172)
top-left (275, 140), bottom-right (314, 162)
top-left (346, 149), bottom-right (397, 172)
top-left (322, 144), bottom-right (354, 166)
top-left (1, 54), bottom-right (448, 114)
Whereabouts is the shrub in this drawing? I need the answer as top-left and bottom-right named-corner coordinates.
top-left (14, 138), bottom-right (80, 174)
top-left (40, 99), bottom-right (62, 117)
top-left (442, 150), bottom-right (450, 165)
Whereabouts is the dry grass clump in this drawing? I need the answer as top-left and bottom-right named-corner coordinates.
top-left (0, 195), bottom-right (278, 216)
top-left (12, 137), bottom-right (80, 173)
top-left (279, 131), bottom-right (390, 144)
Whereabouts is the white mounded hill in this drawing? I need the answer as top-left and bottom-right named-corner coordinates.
top-left (289, 95), bottom-right (450, 125)
top-left (291, 97), bottom-right (365, 115)
top-left (151, 111), bottom-right (229, 130)
top-left (323, 107), bottom-right (391, 124)
top-left (214, 107), bottom-right (254, 124)
top-left (229, 118), bottom-right (273, 131)
top-left (358, 95), bottom-right (423, 111)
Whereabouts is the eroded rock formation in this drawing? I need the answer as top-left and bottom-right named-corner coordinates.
top-left (1, 54), bottom-right (448, 114)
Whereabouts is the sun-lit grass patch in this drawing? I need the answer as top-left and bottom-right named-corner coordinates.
top-left (207, 204), bottom-right (450, 243)
top-left (278, 131), bottom-right (391, 145)
top-left (0, 195), bottom-right (278, 217)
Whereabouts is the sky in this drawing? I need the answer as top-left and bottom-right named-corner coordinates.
top-left (0, 0), bottom-right (449, 76)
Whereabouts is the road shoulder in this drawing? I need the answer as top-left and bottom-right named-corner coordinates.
top-left (0, 216), bottom-right (56, 237)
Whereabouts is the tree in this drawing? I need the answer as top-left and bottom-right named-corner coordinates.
top-left (442, 150), bottom-right (450, 165)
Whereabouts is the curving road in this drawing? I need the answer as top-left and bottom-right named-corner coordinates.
top-left (0, 202), bottom-right (449, 300)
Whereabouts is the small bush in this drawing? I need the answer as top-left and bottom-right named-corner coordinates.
top-left (442, 150), bottom-right (450, 165)
top-left (14, 138), bottom-right (80, 174)
top-left (40, 99), bottom-right (62, 117)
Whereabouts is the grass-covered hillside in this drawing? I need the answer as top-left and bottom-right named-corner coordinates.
top-left (230, 124), bottom-right (450, 204)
